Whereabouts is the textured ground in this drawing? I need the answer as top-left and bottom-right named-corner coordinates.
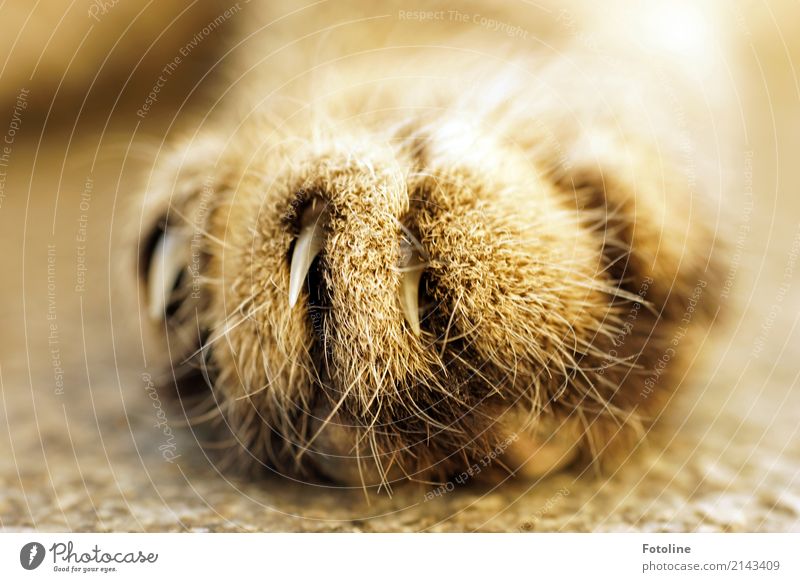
top-left (1, 1), bottom-right (799, 532)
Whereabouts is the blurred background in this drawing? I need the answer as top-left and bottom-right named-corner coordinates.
top-left (0, 0), bottom-right (798, 531)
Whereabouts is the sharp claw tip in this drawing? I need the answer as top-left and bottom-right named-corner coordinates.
top-left (287, 213), bottom-right (326, 309)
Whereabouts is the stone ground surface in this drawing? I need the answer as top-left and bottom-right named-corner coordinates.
top-left (1, 2), bottom-right (799, 532)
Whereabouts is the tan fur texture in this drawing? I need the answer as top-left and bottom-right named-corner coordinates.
top-left (134, 1), bottom-right (723, 489)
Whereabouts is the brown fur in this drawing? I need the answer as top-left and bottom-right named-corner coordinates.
top-left (134, 2), bottom-right (723, 489)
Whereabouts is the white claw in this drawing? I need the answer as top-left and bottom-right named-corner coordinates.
top-left (398, 231), bottom-right (426, 336)
top-left (148, 228), bottom-right (188, 321)
top-left (400, 264), bottom-right (424, 336)
top-left (289, 202), bottom-right (327, 308)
